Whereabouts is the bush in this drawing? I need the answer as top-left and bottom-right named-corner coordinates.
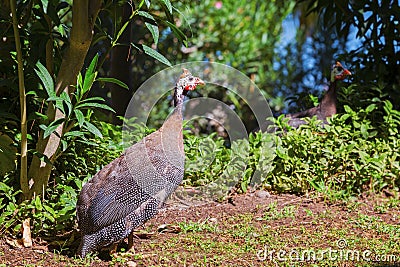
top-left (0, 121), bottom-right (123, 238)
top-left (266, 100), bottom-right (400, 199)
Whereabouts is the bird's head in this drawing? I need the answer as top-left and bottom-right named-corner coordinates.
top-left (174, 69), bottom-right (205, 106)
top-left (330, 61), bottom-right (352, 82)
top-left (176, 68), bottom-right (205, 93)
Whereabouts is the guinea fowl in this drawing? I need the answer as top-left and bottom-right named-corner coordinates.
top-left (76, 69), bottom-right (205, 257)
top-left (286, 61), bottom-right (351, 128)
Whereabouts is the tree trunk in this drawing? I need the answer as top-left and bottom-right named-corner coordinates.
top-left (25, 0), bottom-right (102, 200)
top-left (111, 3), bottom-right (133, 125)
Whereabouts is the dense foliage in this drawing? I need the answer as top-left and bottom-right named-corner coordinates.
top-left (179, 0), bottom-right (295, 90)
top-left (276, 0), bottom-right (399, 113)
top-left (0, 121), bottom-right (123, 237)
top-left (270, 102), bottom-right (399, 198)
top-left (1, 96), bottom-right (398, 242)
top-left (0, 0), bottom-right (183, 200)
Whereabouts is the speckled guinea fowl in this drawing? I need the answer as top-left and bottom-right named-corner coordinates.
top-left (254, 62), bottom-right (351, 132)
top-left (76, 69), bottom-right (205, 257)
top-left (286, 61), bottom-right (351, 128)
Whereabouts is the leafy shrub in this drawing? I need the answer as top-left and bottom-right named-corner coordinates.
top-left (267, 100), bottom-right (400, 199)
top-left (0, 121), bottom-right (123, 238)
top-left (184, 131), bottom-right (229, 186)
top-left (182, 127), bottom-right (276, 195)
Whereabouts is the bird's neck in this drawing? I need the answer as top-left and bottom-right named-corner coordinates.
top-left (320, 80), bottom-right (337, 116)
top-left (173, 86), bottom-right (186, 107)
top-left (173, 103), bottom-right (183, 116)
top-left (163, 87), bottom-right (184, 145)
top-left (170, 86), bottom-right (185, 121)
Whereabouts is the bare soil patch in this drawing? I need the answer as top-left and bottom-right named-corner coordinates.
top-left (1, 191), bottom-right (399, 266)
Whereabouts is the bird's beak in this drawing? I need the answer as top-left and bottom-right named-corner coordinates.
top-left (336, 68), bottom-right (352, 80)
top-left (343, 69), bottom-right (352, 76)
top-left (196, 78), bottom-right (206, 86)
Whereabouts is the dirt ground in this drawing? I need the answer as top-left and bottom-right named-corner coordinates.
top-left (1, 191), bottom-right (399, 266)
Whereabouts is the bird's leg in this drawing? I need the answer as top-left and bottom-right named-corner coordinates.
top-left (128, 232), bottom-right (135, 253)
top-left (109, 242), bottom-right (118, 255)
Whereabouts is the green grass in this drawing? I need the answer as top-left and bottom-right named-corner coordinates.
top-left (1, 195), bottom-right (399, 266)
top-left (124, 206), bottom-right (400, 266)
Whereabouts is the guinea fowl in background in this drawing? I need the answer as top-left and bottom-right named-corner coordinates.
top-left (286, 62), bottom-right (351, 128)
top-left (76, 69), bottom-right (205, 257)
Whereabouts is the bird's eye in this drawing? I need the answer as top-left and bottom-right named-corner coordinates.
top-left (337, 66), bottom-right (343, 72)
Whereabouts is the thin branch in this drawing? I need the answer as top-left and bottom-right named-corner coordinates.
top-left (10, 0), bottom-right (29, 198)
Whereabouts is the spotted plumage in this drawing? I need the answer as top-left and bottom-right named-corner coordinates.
top-left (76, 69), bottom-right (204, 257)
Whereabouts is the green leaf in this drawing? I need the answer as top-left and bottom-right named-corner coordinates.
top-left (74, 109), bottom-right (85, 127)
top-left (276, 145), bottom-right (288, 160)
top-left (365, 104), bottom-right (377, 113)
top-left (77, 139), bottom-right (99, 147)
top-left (76, 72), bottom-right (83, 100)
top-left (34, 196), bottom-right (43, 211)
top-left (35, 61), bottom-right (55, 97)
top-left (241, 181), bottom-right (248, 192)
top-left (42, 211), bottom-right (55, 223)
top-left (96, 77), bottom-right (129, 89)
top-left (83, 55), bottom-right (99, 95)
top-left (47, 96), bottom-right (63, 102)
top-left (340, 114), bottom-right (351, 121)
top-left (48, 93), bottom-right (70, 116)
top-left (360, 124), bottom-right (368, 139)
top-left (310, 94), bottom-right (319, 107)
top-left (358, 151), bottom-right (369, 163)
top-left (64, 131), bottom-right (85, 138)
top-left (85, 54), bottom-right (98, 81)
top-left (43, 118), bottom-right (64, 139)
top-left (142, 44), bottom-right (172, 66)
top-left (81, 97), bottom-right (108, 102)
top-left (59, 91), bottom-right (72, 116)
top-left (57, 24), bottom-right (66, 37)
top-left (383, 100), bottom-right (393, 113)
top-left (165, 21), bottom-right (187, 43)
top-left (26, 90), bottom-right (37, 96)
top-left (138, 11), bottom-right (155, 21)
top-left (84, 121), bottom-right (103, 138)
top-left (83, 73), bottom-right (96, 95)
top-left (60, 139), bottom-right (68, 152)
top-left (41, 0), bottom-right (49, 12)
top-left (113, 13), bottom-right (136, 47)
top-left (161, 0), bottom-right (173, 14)
top-left (0, 182), bottom-right (12, 193)
top-left (145, 22), bottom-right (159, 45)
top-left (75, 102), bottom-right (115, 113)
top-left (54, 99), bottom-right (65, 115)
top-left (343, 105), bottom-right (353, 113)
